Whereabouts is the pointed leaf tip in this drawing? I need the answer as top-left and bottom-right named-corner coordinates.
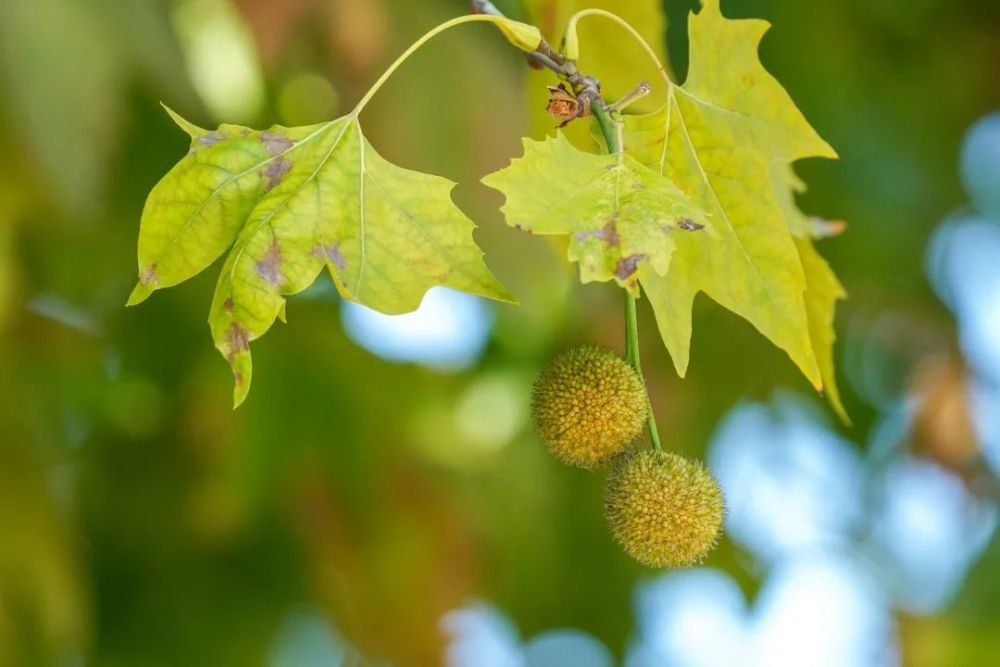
top-left (226, 348), bottom-right (252, 409)
top-left (232, 386), bottom-right (247, 409)
top-left (160, 103), bottom-right (209, 139)
top-left (494, 288), bottom-right (519, 306)
top-left (126, 282), bottom-right (152, 307)
top-left (474, 281), bottom-right (518, 307)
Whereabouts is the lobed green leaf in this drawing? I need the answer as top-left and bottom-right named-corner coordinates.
top-left (130, 107), bottom-right (513, 406)
top-left (482, 133), bottom-right (710, 293)
top-left (622, 0), bottom-right (846, 417)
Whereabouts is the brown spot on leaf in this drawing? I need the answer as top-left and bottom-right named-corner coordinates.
top-left (254, 240), bottom-right (285, 286)
top-left (615, 254), bottom-right (648, 280)
top-left (224, 322), bottom-right (249, 361)
top-left (223, 298), bottom-right (234, 314)
top-left (676, 218), bottom-right (705, 232)
top-left (140, 263), bottom-right (159, 287)
top-left (262, 157), bottom-right (293, 191)
top-left (631, 182), bottom-right (647, 190)
top-left (574, 220), bottom-right (620, 246)
top-left (312, 243), bottom-right (347, 270)
top-left (260, 131), bottom-right (293, 155)
top-left (197, 131), bottom-right (227, 146)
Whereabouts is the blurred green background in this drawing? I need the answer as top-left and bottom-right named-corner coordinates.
top-left (2, 0), bottom-right (1000, 665)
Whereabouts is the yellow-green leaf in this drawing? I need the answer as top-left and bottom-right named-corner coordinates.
top-left (482, 132), bottom-right (710, 293)
top-left (774, 164), bottom-right (850, 423)
top-left (130, 108), bottom-right (514, 406)
top-left (796, 237), bottom-right (848, 422)
top-left (623, 0), bottom-right (842, 407)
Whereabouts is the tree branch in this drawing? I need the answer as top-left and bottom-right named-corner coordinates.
top-left (470, 0), bottom-right (603, 107)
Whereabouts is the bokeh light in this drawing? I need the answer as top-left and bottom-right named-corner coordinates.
top-left (442, 603), bottom-right (613, 667)
top-left (442, 604), bottom-right (523, 667)
top-left (173, 0), bottom-right (265, 122)
top-left (268, 612), bottom-right (355, 667)
top-left (278, 72), bottom-right (340, 126)
top-left (523, 630), bottom-right (613, 667)
top-left (341, 287), bottom-right (495, 370)
top-left (453, 372), bottom-right (528, 452)
top-left (869, 456), bottom-right (997, 613)
top-left (926, 217), bottom-right (1000, 380)
top-left (708, 397), bottom-right (864, 564)
top-left (627, 568), bottom-right (749, 667)
top-left (752, 554), bottom-right (895, 667)
top-left (960, 113), bottom-right (1000, 220)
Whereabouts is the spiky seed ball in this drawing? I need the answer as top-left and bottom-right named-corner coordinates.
top-left (531, 346), bottom-right (647, 468)
top-left (605, 450), bottom-right (724, 568)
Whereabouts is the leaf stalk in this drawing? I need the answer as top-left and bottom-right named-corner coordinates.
top-left (351, 13), bottom-right (539, 116)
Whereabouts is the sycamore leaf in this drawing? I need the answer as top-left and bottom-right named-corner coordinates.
top-left (129, 107), bottom-right (514, 406)
top-left (622, 0), bottom-right (844, 411)
top-left (482, 133), bottom-right (710, 293)
top-left (774, 164), bottom-right (849, 423)
top-left (797, 237), bottom-right (848, 422)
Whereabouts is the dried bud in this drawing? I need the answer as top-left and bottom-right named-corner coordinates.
top-left (532, 346), bottom-right (647, 468)
top-left (545, 83), bottom-right (587, 127)
top-left (605, 450), bottom-right (724, 568)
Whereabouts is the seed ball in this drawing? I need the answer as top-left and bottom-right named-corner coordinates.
top-left (531, 346), bottom-right (647, 468)
top-left (605, 449), bottom-right (724, 568)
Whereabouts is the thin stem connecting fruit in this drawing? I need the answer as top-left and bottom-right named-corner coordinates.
top-left (592, 102), bottom-right (663, 452)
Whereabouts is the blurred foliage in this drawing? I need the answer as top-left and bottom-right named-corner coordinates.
top-left (0, 0), bottom-right (999, 665)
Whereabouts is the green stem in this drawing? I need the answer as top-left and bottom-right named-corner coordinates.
top-left (351, 14), bottom-right (538, 116)
top-left (624, 285), bottom-right (638, 367)
top-left (591, 104), bottom-right (663, 452)
top-left (592, 104), bottom-right (619, 153)
top-left (565, 8), bottom-right (676, 90)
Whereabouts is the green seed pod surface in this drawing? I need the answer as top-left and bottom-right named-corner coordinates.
top-left (605, 449), bottom-right (724, 568)
top-left (531, 346), bottom-right (647, 468)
